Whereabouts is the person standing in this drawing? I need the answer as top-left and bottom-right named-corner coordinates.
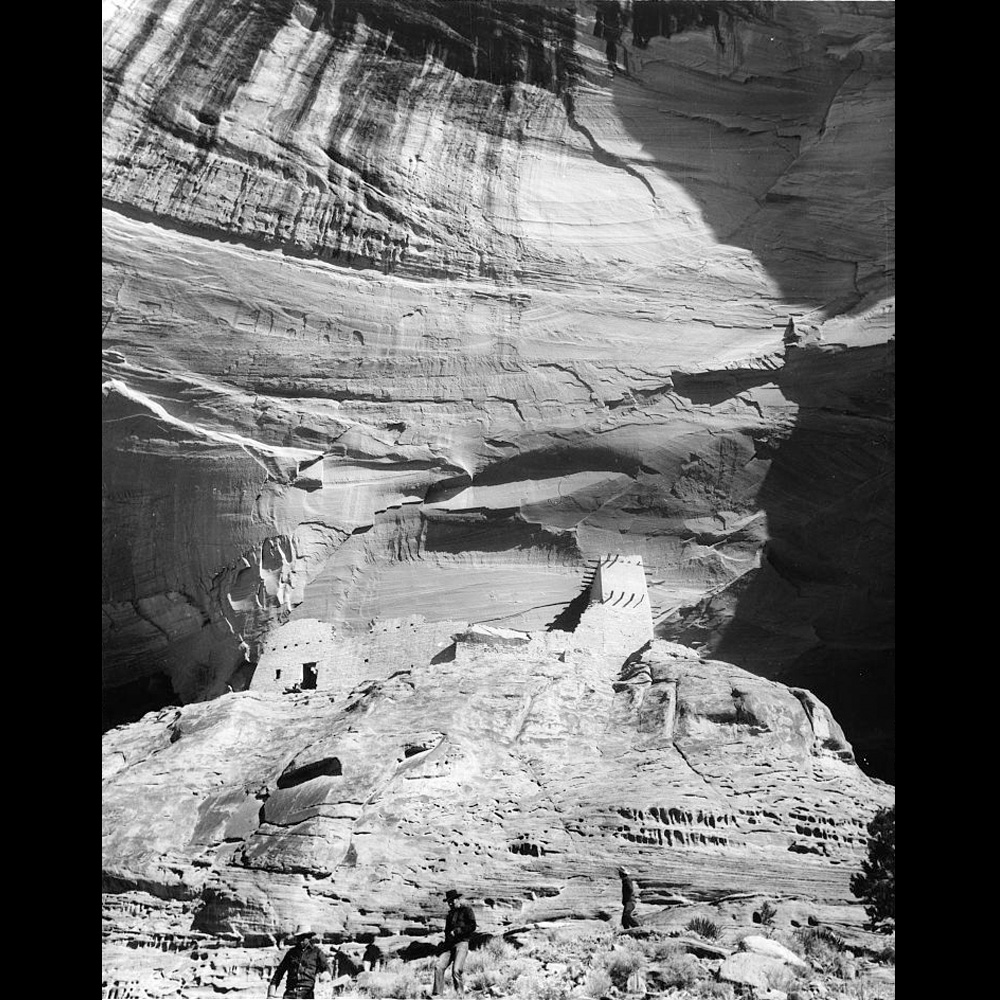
top-left (432, 889), bottom-right (477, 996)
top-left (618, 866), bottom-right (641, 929)
top-left (267, 924), bottom-right (331, 999)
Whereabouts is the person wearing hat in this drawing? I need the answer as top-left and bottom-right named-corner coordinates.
top-left (618, 866), bottom-right (641, 929)
top-left (432, 889), bottom-right (477, 996)
top-left (267, 924), bottom-right (331, 999)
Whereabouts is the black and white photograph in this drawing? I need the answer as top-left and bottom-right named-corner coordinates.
top-left (102, 2), bottom-right (895, 997)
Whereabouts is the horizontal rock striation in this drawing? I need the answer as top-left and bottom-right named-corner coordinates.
top-left (102, 0), bottom-right (894, 779)
top-left (103, 634), bottom-right (892, 993)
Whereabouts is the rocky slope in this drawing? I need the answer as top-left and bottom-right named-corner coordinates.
top-left (102, 0), bottom-right (894, 776)
top-left (103, 633), bottom-right (892, 996)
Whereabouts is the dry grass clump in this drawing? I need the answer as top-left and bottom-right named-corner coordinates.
top-left (641, 983), bottom-right (734, 1000)
top-left (795, 926), bottom-right (845, 953)
top-left (600, 942), bottom-right (646, 990)
top-left (793, 926), bottom-right (850, 972)
top-left (654, 949), bottom-right (704, 989)
top-left (462, 934), bottom-right (519, 990)
top-left (685, 916), bottom-right (722, 940)
top-left (348, 918), bottom-right (896, 999)
top-left (583, 967), bottom-right (613, 997)
top-left (650, 939), bottom-right (685, 962)
top-left (356, 964), bottom-right (426, 998)
top-left (509, 971), bottom-right (571, 999)
top-left (828, 979), bottom-right (896, 1000)
top-left (489, 954), bottom-right (548, 996)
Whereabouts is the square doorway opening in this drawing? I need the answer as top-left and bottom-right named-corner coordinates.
top-left (302, 662), bottom-right (318, 689)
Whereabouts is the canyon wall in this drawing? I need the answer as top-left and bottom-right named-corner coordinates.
top-left (102, 0), bottom-right (894, 776)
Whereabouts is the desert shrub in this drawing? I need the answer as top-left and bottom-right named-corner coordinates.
top-left (583, 968), bottom-right (613, 997)
top-left (770, 963), bottom-right (806, 992)
top-left (686, 916), bottom-right (721, 940)
top-left (464, 935), bottom-right (518, 982)
top-left (831, 952), bottom-right (858, 980)
top-left (465, 967), bottom-right (496, 992)
top-left (522, 936), bottom-right (562, 964)
top-left (850, 805), bottom-right (895, 930)
top-left (358, 967), bottom-right (425, 999)
top-left (483, 935), bottom-right (516, 964)
top-left (493, 955), bottom-right (543, 995)
top-left (693, 984), bottom-right (735, 999)
top-left (463, 949), bottom-right (489, 977)
top-left (793, 927), bottom-right (849, 973)
top-left (804, 940), bottom-right (840, 972)
top-left (655, 950), bottom-right (703, 988)
top-left (837, 980), bottom-right (896, 1000)
top-left (603, 945), bottom-right (646, 989)
top-left (758, 900), bottom-right (777, 927)
top-left (651, 940), bottom-right (684, 962)
top-left (512, 973), bottom-right (570, 1000)
top-left (794, 926), bottom-right (845, 956)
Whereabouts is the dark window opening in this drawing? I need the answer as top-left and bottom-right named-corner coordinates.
top-left (507, 841), bottom-right (543, 857)
top-left (302, 662), bottom-right (318, 689)
top-left (277, 756), bottom-right (342, 787)
top-left (274, 669), bottom-right (282, 680)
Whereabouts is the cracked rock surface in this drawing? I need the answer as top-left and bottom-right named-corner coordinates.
top-left (102, 0), bottom-right (894, 778)
top-left (103, 636), bottom-right (892, 995)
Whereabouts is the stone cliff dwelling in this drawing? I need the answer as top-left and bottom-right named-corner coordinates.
top-left (250, 554), bottom-right (654, 695)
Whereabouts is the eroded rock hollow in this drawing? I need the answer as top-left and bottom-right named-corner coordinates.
top-left (103, 0), bottom-right (893, 992)
top-left (102, 0), bottom-right (893, 774)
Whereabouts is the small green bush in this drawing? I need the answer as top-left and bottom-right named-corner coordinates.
top-left (493, 955), bottom-right (542, 995)
top-left (686, 916), bottom-right (722, 940)
top-left (655, 950), bottom-right (703, 988)
top-left (465, 967), bottom-right (496, 992)
top-left (850, 805), bottom-right (895, 930)
top-left (793, 927), bottom-right (850, 974)
top-left (758, 900), bottom-right (777, 927)
top-left (651, 940), bottom-right (684, 962)
top-left (357, 968), bottom-right (425, 999)
top-left (794, 926), bottom-right (845, 956)
top-left (483, 935), bottom-right (516, 964)
top-left (831, 952), bottom-right (858, 980)
top-left (463, 950), bottom-right (488, 976)
top-left (583, 968), bottom-right (613, 997)
top-left (511, 972), bottom-right (569, 999)
top-left (603, 946), bottom-right (646, 989)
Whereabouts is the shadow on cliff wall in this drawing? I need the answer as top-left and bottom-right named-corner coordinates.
top-left (664, 342), bottom-right (895, 781)
top-left (102, 1), bottom-right (894, 770)
top-left (599, 4), bottom-right (894, 780)
top-left (603, 1), bottom-right (894, 317)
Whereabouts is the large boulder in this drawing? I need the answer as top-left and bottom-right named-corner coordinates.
top-left (719, 952), bottom-right (794, 992)
top-left (740, 935), bottom-right (808, 969)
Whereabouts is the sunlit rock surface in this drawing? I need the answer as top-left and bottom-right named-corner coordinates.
top-left (103, 634), bottom-right (892, 995)
top-left (102, 0), bottom-right (893, 777)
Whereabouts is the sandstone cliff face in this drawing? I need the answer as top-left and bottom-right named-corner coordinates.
top-left (102, 0), bottom-right (893, 775)
top-left (103, 634), bottom-right (892, 994)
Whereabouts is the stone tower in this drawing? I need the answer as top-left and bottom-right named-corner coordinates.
top-left (573, 554), bottom-right (654, 659)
